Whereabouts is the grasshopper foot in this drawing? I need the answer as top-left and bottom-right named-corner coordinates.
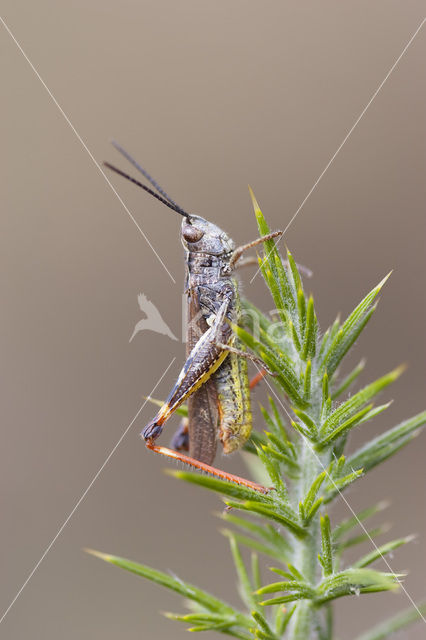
top-left (142, 419), bottom-right (163, 441)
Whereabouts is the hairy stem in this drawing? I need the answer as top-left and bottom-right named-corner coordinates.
top-left (287, 440), bottom-right (322, 638)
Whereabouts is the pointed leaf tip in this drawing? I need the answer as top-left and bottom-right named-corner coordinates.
top-left (248, 185), bottom-right (261, 213)
top-left (394, 363), bottom-right (408, 377)
top-left (377, 271), bottom-right (393, 290)
top-left (164, 468), bottom-right (179, 479)
top-left (84, 548), bottom-right (113, 562)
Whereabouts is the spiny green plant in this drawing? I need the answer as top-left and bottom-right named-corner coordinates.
top-left (87, 196), bottom-right (426, 639)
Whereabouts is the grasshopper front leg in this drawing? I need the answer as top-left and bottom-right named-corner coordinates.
top-left (229, 230), bottom-right (283, 269)
top-left (233, 254), bottom-right (313, 278)
top-left (215, 342), bottom-right (278, 378)
top-left (229, 230), bottom-right (312, 277)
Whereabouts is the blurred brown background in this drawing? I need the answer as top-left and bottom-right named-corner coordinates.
top-left (1, 2), bottom-right (425, 638)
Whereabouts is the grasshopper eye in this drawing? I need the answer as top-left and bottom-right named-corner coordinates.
top-left (183, 225), bottom-right (204, 243)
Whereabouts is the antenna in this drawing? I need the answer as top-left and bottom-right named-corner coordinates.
top-left (103, 162), bottom-right (190, 218)
top-left (111, 140), bottom-right (180, 210)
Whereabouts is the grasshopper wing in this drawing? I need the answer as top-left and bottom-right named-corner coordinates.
top-left (186, 290), bottom-right (219, 465)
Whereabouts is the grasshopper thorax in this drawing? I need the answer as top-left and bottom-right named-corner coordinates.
top-left (181, 216), bottom-right (235, 257)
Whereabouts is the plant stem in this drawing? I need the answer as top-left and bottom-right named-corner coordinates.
top-left (287, 436), bottom-right (322, 639)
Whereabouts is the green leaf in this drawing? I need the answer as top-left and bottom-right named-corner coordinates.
top-left (260, 406), bottom-right (280, 439)
top-left (221, 529), bottom-right (286, 563)
top-left (336, 525), bottom-right (389, 553)
top-left (251, 610), bottom-right (277, 639)
top-left (301, 296), bottom-right (317, 360)
top-left (169, 606), bottom-right (255, 638)
top-left (318, 315), bottom-right (340, 360)
top-left (316, 568), bottom-right (399, 603)
top-left (261, 442), bottom-right (299, 475)
top-left (321, 274), bottom-right (391, 376)
top-left (275, 604), bottom-right (296, 635)
top-left (257, 579), bottom-right (315, 599)
top-left (249, 189), bottom-right (295, 324)
top-left (195, 626), bottom-right (253, 638)
top-left (356, 401), bottom-right (393, 426)
top-left (303, 359), bottom-right (312, 400)
top-left (324, 469), bottom-right (364, 500)
top-left (321, 371), bottom-right (330, 414)
top-left (343, 411), bottom-right (426, 474)
top-left (167, 470), bottom-right (272, 503)
top-left (232, 324), bottom-right (306, 406)
top-left (223, 631), bottom-right (255, 640)
top-left (321, 366), bottom-right (404, 438)
top-left (224, 500), bottom-right (305, 538)
top-left (299, 471), bottom-right (326, 524)
top-left (354, 601), bottom-right (426, 640)
top-left (251, 553), bottom-right (262, 592)
top-left (260, 592), bottom-right (314, 606)
top-left (264, 431), bottom-right (297, 462)
top-left (253, 629), bottom-right (277, 640)
top-left (165, 611), bottom-right (238, 632)
top-left (327, 454), bottom-right (346, 476)
top-left (271, 564), bottom-right (305, 582)
top-left (320, 515), bottom-right (333, 576)
top-left (241, 298), bottom-right (274, 335)
top-left (297, 288), bottom-right (306, 333)
top-left (244, 430), bottom-right (269, 455)
top-left (259, 262), bottom-right (288, 327)
top-left (228, 535), bottom-right (257, 610)
top-left (274, 254), bottom-right (296, 320)
top-left (257, 445), bottom-right (288, 499)
top-left (293, 409), bottom-right (318, 439)
top-left (268, 396), bottom-right (291, 441)
top-left (85, 549), bottom-right (238, 615)
top-left (220, 511), bottom-right (292, 556)
top-left (319, 405), bottom-right (375, 447)
top-left (307, 497), bottom-right (324, 522)
top-left (144, 396), bottom-right (188, 416)
top-left (290, 420), bottom-right (315, 440)
top-left (265, 432), bottom-right (297, 464)
top-left (333, 501), bottom-right (389, 541)
top-left (354, 536), bottom-right (414, 568)
top-left (287, 250), bottom-right (303, 300)
top-left (165, 612), bottom-right (227, 623)
top-left (290, 319), bottom-right (302, 351)
top-left (331, 359), bottom-right (366, 399)
top-left (165, 610), bottom-right (250, 634)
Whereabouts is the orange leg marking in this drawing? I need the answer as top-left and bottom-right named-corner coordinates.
top-left (249, 368), bottom-right (268, 390)
top-left (145, 442), bottom-right (270, 494)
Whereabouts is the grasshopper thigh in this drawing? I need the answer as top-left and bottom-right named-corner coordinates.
top-left (142, 302), bottom-right (233, 443)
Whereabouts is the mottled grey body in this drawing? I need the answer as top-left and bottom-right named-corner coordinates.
top-left (143, 215), bottom-right (252, 464)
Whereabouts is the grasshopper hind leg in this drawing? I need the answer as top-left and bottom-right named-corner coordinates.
top-left (141, 296), bottom-right (231, 452)
top-left (145, 441), bottom-right (270, 494)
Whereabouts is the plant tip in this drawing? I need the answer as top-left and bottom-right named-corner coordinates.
top-left (377, 270), bottom-right (393, 290)
top-left (248, 185), bottom-right (261, 213)
top-left (83, 547), bottom-right (111, 562)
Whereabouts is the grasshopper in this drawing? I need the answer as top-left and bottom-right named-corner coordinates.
top-left (105, 142), bottom-right (282, 493)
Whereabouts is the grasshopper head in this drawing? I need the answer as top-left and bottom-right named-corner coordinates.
top-left (181, 216), bottom-right (235, 256)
